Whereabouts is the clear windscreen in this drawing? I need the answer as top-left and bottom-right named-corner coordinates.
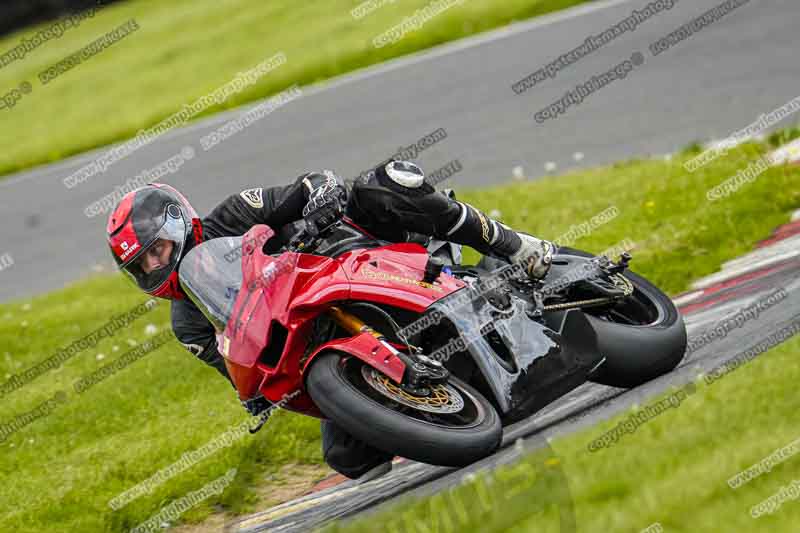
top-left (178, 237), bottom-right (245, 331)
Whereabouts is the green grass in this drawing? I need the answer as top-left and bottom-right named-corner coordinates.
top-left (0, 0), bottom-right (589, 178)
top-left (1, 143), bottom-right (797, 531)
top-left (0, 275), bottom-right (325, 532)
top-left (333, 333), bottom-right (800, 533)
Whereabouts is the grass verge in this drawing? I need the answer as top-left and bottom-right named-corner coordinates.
top-left (0, 275), bottom-right (326, 532)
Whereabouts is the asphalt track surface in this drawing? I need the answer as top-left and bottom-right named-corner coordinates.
top-left (226, 214), bottom-right (800, 532)
top-left (1, 0), bottom-right (799, 302)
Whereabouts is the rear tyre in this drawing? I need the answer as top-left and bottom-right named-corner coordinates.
top-left (306, 352), bottom-right (502, 467)
top-left (554, 247), bottom-right (687, 388)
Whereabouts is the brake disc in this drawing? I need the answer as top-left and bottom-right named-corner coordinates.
top-left (360, 366), bottom-right (465, 414)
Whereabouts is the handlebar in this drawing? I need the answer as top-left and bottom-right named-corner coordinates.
top-left (286, 229), bottom-right (316, 253)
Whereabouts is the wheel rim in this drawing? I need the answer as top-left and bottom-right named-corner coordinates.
top-left (361, 365), bottom-right (465, 414)
top-left (339, 357), bottom-right (486, 429)
top-left (586, 276), bottom-right (665, 327)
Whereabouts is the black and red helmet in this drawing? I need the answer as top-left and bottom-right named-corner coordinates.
top-left (107, 183), bottom-right (202, 299)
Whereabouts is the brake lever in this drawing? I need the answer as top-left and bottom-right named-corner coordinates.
top-left (287, 220), bottom-right (343, 253)
top-left (287, 230), bottom-right (316, 253)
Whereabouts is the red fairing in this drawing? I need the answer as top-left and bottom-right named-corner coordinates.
top-left (302, 333), bottom-right (407, 384)
top-left (219, 225), bottom-right (465, 415)
top-left (341, 242), bottom-right (462, 312)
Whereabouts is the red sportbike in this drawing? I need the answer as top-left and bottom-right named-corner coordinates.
top-left (178, 218), bottom-right (686, 466)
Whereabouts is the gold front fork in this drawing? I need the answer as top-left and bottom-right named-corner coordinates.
top-left (327, 306), bottom-right (411, 365)
top-left (328, 306), bottom-right (384, 339)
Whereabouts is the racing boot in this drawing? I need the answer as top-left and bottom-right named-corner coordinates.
top-left (443, 199), bottom-right (554, 279)
top-left (509, 232), bottom-right (555, 279)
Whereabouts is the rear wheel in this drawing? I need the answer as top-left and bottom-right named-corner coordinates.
top-left (554, 247), bottom-right (687, 388)
top-left (306, 352), bottom-right (502, 467)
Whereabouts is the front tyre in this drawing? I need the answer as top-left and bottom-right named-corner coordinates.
top-left (306, 352), bottom-right (502, 467)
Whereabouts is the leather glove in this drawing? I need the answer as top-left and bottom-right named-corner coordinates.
top-left (302, 172), bottom-right (347, 237)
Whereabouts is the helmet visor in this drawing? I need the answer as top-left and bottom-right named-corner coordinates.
top-left (121, 209), bottom-right (187, 292)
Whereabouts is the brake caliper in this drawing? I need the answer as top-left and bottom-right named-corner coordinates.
top-left (401, 354), bottom-right (449, 396)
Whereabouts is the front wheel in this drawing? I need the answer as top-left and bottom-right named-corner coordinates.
top-left (305, 352), bottom-right (502, 467)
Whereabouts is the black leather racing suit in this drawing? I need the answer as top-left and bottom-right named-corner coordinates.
top-left (171, 164), bottom-right (524, 479)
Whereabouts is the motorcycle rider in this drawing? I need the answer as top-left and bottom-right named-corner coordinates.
top-left (106, 159), bottom-right (554, 480)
